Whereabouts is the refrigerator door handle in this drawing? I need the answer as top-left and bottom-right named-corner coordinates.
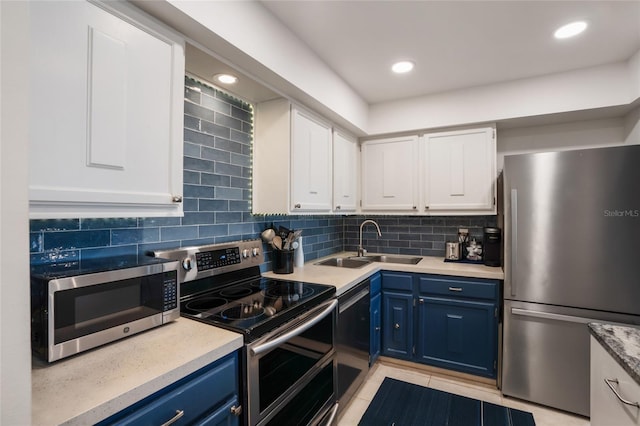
top-left (511, 308), bottom-right (602, 325)
top-left (510, 189), bottom-right (518, 297)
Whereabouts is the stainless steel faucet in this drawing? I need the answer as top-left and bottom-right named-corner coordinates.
top-left (358, 219), bottom-right (382, 257)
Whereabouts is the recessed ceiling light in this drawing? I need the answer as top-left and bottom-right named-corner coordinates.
top-left (213, 73), bottom-right (238, 84)
top-left (391, 61), bottom-right (414, 74)
top-left (554, 21), bottom-right (587, 39)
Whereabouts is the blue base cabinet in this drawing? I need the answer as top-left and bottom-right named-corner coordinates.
top-left (370, 272), bottom-right (382, 366)
top-left (98, 351), bottom-right (240, 426)
top-left (381, 272), bottom-right (500, 379)
top-left (382, 291), bottom-right (414, 360)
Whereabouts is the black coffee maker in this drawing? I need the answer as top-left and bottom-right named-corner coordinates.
top-left (482, 227), bottom-right (501, 267)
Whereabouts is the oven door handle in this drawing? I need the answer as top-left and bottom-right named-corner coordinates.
top-left (250, 299), bottom-right (337, 356)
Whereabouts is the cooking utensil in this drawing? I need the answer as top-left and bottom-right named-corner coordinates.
top-left (272, 235), bottom-right (282, 250)
top-left (261, 228), bottom-right (275, 243)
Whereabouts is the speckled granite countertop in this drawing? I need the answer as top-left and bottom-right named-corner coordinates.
top-left (589, 323), bottom-right (640, 386)
top-left (32, 318), bottom-right (243, 426)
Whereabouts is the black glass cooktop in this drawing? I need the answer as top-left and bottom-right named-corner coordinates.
top-left (180, 277), bottom-right (335, 341)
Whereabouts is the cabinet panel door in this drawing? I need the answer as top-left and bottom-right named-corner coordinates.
top-left (382, 291), bottom-right (413, 359)
top-left (29, 1), bottom-right (184, 218)
top-left (361, 136), bottom-right (418, 211)
top-left (197, 396), bottom-right (240, 426)
top-left (416, 297), bottom-right (497, 378)
top-left (333, 130), bottom-right (358, 212)
top-left (423, 127), bottom-right (495, 212)
top-left (290, 107), bottom-right (332, 212)
top-left (370, 292), bottom-right (381, 366)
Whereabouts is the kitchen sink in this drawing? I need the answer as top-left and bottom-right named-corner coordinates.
top-left (317, 255), bottom-right (423, 268)
top-left (315, 258), bottom-right (371, 268)
top-left (349, 255), bottom-right (422, 265)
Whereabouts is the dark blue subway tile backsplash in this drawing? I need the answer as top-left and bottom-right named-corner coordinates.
top-left (29, 75), bottom-right (497, 271)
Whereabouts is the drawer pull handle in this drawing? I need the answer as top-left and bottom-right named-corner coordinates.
top-left (604, 378), bottom-right (640, 408)
top-left (230, 405), bottom-right (243, 416)
top-left (375, 326), bottom-right (381, 331)
top-left (448, 287), bottom-right (463, 292)
top-left (394, 323), bottom-right (400, 329)
top-left (161, 410), bottom-right (184, 426)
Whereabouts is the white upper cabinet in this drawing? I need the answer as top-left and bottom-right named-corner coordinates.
top-left (332, 129), bottom-right (359, 212)
top-left (361, 136), bottom-right (419, 212)
top-left (253, 99), bottom-right (333, 214)
top-left (29, 1), bottom-right (185, 218)
top-left (422, 127), bottom-right (496, 214)
top-left (290, 107), bottom-right (333, 212)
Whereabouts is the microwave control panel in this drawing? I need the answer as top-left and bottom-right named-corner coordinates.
top-left (163, 271), bottom-right (178, 312)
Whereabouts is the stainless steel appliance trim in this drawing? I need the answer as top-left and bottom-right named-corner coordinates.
top-left (250, 299), bottom-right (338, 356)
top-left (511, 307), bottom-right (603, 325)
top-left (323, 402), bottom-right (339, 425)
top-left (47, 261), bottom-right (175, 292)
top-left (604, 378), bottom-right (640, 408)
top-left (48, 313), bottom-right (164, 362)
top-left (509, 188), bottom-right (517, 297)
top-left (46, 261), bottom-right (179, 362)
top-left (338, 288), bottom-right (369, 313)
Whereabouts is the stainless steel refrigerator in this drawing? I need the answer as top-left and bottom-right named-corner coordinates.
top-left (502, 145), bottom-right (640, 417)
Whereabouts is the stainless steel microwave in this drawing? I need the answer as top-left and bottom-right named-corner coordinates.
top-left (31, 257), bottom-right (179, 362)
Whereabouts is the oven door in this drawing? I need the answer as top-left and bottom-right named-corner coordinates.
top-left (246, 298), bottom-right (338, 426)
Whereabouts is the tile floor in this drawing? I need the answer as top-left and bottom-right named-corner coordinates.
top-left (338, 361), bottom-right (591, 426)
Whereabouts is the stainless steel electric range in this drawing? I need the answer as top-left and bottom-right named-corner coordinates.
top-left (152, 239), bottom-right (338, 426)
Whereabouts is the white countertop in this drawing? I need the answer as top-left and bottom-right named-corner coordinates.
top-left (262, 252), bottom-right (504, 296)
top-left (32, 318), bottom-right (243, 426)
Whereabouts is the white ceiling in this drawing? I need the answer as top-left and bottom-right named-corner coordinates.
top-left (259, 1), bottom-right (640, 105)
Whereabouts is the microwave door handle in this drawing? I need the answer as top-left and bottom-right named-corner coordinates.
top-left (250, 299), bottom-right (337, 356)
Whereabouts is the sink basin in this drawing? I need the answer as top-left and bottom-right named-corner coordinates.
top-left (349, 255), bottom-right (422, 265)
top-left (316, 258), bottom-right (371, 268)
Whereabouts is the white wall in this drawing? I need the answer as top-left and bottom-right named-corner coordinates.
top-left (368, 61), bottom-right (635, 136)
top-left (0, 1), bottom-right (32, 424)
top-left (164, 0), bottom-right (369, 134)
top-left (496, 106), bottom-right (640, 171)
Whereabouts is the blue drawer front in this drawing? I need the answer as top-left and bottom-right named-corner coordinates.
top-left (418, 275), bottom-right (498, 301)
top-left (99, 351), bottom-right (239, 426)
top-left (381, 272), bottom-right (413, 292)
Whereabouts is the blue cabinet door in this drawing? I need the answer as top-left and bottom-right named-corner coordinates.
top-left (370, 292), bottom-right (381, 365)
top-left (382, 291), bottom-right (413, 359)
top-left (416, 296), bottom-right (497, 378)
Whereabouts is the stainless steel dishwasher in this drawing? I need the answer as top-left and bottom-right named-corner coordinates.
top-left (337, 278), bottom-right (370, 414)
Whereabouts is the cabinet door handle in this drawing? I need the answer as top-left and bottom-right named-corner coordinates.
top-left (161, 410), bottom-right (184, 426)
top-left (230, 405), bottom-right (243, 416)
top-left (294, 203), bottom-right (301, 209)
top-left (172, 195), bottom-right (183, 203)
top-left (419, 298), bottom-right (424, 304)
top-left (604, 378), bottom-right (640, 408)
top-left (394, 323), bottom-right (400, 329)
top-left (375, 326), bottom-right (381, 331)
top-left (335, 205), bottom-right (341, 210)
top-left (448, 287), bottom-right (463, 292)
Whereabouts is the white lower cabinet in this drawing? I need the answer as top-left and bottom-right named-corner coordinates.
top-left (29, 1), bottom-right (185, 218)
top-left (590, 336), bottom-right (640, 425)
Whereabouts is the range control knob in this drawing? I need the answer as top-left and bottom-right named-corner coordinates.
top-left (242, 249), bottom-right (250, 259)
top-left (182, 257), bottom-right (193, 271)
top-left (252, 247), bottom-right (260, 257)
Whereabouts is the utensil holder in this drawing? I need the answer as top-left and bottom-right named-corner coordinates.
top-left (273, 249), bottom-right (294, 274)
